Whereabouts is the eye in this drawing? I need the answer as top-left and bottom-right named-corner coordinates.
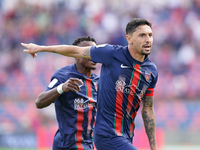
top-left (140, 34), bottom-right (145, 37)
top-left (149, 33), bottom-right (153, 37)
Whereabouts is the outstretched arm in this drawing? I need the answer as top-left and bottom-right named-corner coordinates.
top-left (36, 78), bottom-right (83, 108)
top-left (141, 96), bottom-right (158, 150)
top-left (21, 43), bottom-right (92, 59)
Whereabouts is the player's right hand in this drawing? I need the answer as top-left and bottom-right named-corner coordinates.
top-left (62, 78), bottom-right (83, 93)
top-left (21, 43), bottom-right (39, 58)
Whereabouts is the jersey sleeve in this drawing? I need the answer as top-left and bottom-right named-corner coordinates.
top-left (45, 70), bottom-right (66, 92)
top-left (145, 66), bottom-right (158, 96)
top-left (90, 44), bottom-right (116, 66)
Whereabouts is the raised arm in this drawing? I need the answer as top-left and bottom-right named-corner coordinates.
top-left (21, 43), bottom-right (92, 59)
top-left (141, 96), bottom-right (158, 150)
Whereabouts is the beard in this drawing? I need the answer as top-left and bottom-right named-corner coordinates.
top-left (141, 49), bottom-right (151, 56)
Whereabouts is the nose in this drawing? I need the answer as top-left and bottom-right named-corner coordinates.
top-left (145, 35), bottom-right (153, 43)
top-left (146, 35), bottom-right (151, 41)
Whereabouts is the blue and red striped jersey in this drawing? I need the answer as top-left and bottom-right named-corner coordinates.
top-left (90, 44), bottom-right (158, 141)
top-left (45, 64), bottom-right (99, 149)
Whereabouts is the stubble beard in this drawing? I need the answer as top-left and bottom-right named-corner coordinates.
top-left (141, 49), bottom-right (151, 56)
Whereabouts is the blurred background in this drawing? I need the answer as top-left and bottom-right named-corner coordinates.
top-left (0, 0), bottom-right (200, 149)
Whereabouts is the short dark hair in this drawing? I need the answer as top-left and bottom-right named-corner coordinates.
top-left (72, 36), bottom-right (97, 46)
top-left (126, 18), bottom-right (152, 35)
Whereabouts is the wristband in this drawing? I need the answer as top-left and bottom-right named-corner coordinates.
top-left (57, 84), bottom-right (64, 94)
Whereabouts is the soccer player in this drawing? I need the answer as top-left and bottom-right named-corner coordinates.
top-left (22, 18), bottom-right (158, 150)
top-left (32, 36), bottom-right (99, 150)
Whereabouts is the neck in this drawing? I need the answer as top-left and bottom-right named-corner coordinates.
top-left (75, 64), bottom-right (92, 77)
top-left (128, 45), bottom-right (145, 62)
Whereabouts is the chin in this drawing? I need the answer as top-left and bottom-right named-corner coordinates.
top-left (88, 63), bottom-right (97, 70)
top-left (91, 67), bottom-right (97, 70)
top-left (145, 52), bottom-right (151, 56)
top-left (142, 51), bottom-right (151, 56)
top-left (89, 66), bottom-right (97, 70)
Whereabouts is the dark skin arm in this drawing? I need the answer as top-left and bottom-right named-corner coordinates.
top-left (141, 96), bottom-right (158, 150)
top-left (35, 78), bottom-right (83, 109)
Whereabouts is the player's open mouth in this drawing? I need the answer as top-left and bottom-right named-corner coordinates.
top-left (143, 45), bottom-right (151, 50)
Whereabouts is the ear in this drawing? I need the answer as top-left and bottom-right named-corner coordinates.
top-left (126, 34), bottom-right (131, 44)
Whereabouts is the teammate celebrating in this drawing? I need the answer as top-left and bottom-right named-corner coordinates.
top-left (22, 18), bottom-right (158, 150)
top-left (31, 36), bottom-right (99, 150)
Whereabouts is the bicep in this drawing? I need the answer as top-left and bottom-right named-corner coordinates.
top-left (72, 46), bottom-right (92, 59)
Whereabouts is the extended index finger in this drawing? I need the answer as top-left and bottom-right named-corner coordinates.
top-left (21, 43), bottom-right (28, 48)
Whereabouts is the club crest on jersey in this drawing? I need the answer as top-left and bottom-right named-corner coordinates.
top-left (145, 71), bottom-right (151, 82)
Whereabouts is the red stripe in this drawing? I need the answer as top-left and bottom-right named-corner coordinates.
top-left (126, 64), bottom-right (141, 114)
top-left (85, 79), bottom-right (93, 136)
top-left (125, 64), bottom-right (141, 137)
top-left (76, 109), bottom-right (84, 149)
top-left (130, 111), bottom-right (137, 136)
top-left (114, 76), bottom-right (126, 136)
top-left (134, 99), bottom-right (141, 110)
top-left (85, 79), bottom-right (92, 98)
top-left (115, 88), bottom-right (124, 136)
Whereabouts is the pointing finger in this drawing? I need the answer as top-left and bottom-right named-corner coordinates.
top-left (21, 43), bottom-right (27, 48)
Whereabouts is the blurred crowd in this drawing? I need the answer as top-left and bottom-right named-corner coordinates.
top-left (1, 0), bottom-right (200, 101)
top-left (0, 0), bottom-right (200, 134)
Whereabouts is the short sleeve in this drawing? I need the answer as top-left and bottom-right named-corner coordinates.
top-left (90, 44), bottom-right (116, 66)
top-left (45, 70), bottom-right (66, 92)
top-left (149, 69), bottom-right (158, 88)
top-left (145, 66), bottom-right (158, 96)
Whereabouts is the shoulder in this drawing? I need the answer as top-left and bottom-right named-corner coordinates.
top-left (92, 44), bottom-right (123, 51)
top-left (148, 61), bottom-right (157, 73)
top-left (144, 57), bottom-right (158, 73)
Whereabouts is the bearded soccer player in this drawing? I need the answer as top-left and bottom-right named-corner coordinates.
top-left (31, 36), bottom-right (99, 150)
top-left (22, 18), bottom-right (158, 150)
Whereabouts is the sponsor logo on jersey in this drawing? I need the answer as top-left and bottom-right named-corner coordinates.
top-left (74, 98), bottom-right (95, 110)
top-left (115, 80), bottom-right (135, 95)
top-left (115, 78), bottom-right (148, 99)
top-left (120, 64), bottom-right (132, 69)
